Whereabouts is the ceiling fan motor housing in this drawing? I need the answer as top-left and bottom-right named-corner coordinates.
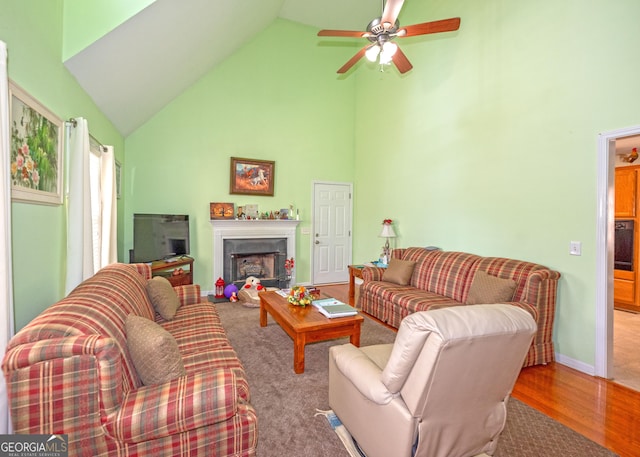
top-left (367, 18), bottom-right (400, 36)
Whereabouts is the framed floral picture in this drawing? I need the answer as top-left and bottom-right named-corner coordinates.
top-left (230, 157), bottom-right (275, 196)
top-left (9, 81), bottom-right (63, 205)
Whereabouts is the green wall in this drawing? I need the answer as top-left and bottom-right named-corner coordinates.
top-left (353, 0), bottom-right (640, 366)
top-left (4, 0), bottom-right (640, 371)
top-left (1, 0), bottom-right (125, 330)
top-left (62, 0), bottom-right (155, 60)
top-left (124, 19), bottom-right (356, 288)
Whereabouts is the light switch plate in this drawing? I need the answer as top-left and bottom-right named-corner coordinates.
top-left (570, 241), bottom-right (582, 256)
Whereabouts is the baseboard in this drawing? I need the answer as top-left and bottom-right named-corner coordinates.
top-left (555, 352), bottom-right (596, 376)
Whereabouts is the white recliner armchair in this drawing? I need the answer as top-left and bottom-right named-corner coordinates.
top-left (328, 304), bottom-right (536, 457)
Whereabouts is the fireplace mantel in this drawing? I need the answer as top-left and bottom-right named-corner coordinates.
top-left (211, 220), bottom-right (300, 285)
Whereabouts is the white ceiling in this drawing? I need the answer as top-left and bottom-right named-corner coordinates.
top-left (64, 0), bottom-right (382, 136)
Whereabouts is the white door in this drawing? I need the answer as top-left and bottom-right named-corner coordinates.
top-left (312, 182), bottom-right (352, 284)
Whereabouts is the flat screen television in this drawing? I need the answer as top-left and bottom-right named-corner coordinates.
top-left (132, 213), bottom-right (190, 263)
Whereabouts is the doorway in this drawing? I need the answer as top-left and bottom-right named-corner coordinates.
top-left (311, 181), bottom-right (353, 284)
top-left (596, 126), bottom-right (640, 385)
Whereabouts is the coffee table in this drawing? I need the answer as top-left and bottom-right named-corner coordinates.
top-left (259, 290), bottom-right (364, 374)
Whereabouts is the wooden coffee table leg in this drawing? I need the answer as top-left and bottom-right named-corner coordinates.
top-left (350, 323), bottom-right (362, 347)
top-left (259, 302), bottom-right (268, 327)
top-left (293, 336), bottom-right (305, 374)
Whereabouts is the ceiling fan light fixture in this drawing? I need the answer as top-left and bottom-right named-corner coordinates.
top-left (379, 41), bottom-right (397, 64)
top-left (382, 41), bottom-right (398, 56)
top-left (365, 45), bottom-right (381, 62)
top-left (379, 53), bottom-right (392, 65)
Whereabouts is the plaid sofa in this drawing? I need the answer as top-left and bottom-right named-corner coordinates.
top-left (2, 263), bottom-right (257, 457)
top-left (359, 248), bottom-right (561, 367)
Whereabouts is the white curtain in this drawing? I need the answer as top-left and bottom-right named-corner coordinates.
top-left (0, 40), bottom-right (15, 434)
top-left (65, 118), bottom-right (117, 294)
top-left (96, 145), bottom-right (117, 270)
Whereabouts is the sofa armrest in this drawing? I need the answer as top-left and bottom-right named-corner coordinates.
top-left (105, 369), bottom-right (239, 443)
top-left (332, 344), bottom-right (394, 405)
top-left (520, 269), bottom-right (560, 307)
top-left (362, 266), bottom-right (387, 282)
top-left (173, 283), bottom-right (202, 306)
top-left (3, 335), bottom-right (123, 437)
top-left (3, 335), bottom-right (114, 371)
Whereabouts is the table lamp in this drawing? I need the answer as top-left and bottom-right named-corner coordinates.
top-left (379, 221), bottom-right (396, 265)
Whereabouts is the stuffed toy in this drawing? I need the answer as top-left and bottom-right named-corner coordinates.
top-left (237, 276), bottom-right (264, 307)
top-left (243, 276), bottom-right (264, 292)
top-left (223, 283), bottom-right (239, 299)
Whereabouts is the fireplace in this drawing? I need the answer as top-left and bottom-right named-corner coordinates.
top-left (211, 220), bottom-right (300, 289)
top-left (224, 237), bottom-right (287, 288)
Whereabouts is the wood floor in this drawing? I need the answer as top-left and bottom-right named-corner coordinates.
top-left (322, 283), bottom-right (640, 457)
top-left (613, 309), bottom-right (640, 391)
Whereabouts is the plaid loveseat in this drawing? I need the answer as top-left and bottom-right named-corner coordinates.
top-left (359, 248), bottom-right (561, 367)
top-left (2, 263), bottom-right (257, 456)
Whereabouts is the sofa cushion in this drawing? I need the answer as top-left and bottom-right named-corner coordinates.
top-left (466, 270), bottom-right (516, 305)
top-left (382, 258), bottom-right (417, 285)
top-left (125, 315), bottom-right (186, 385)
top-left (146, 276), bottom-right (181, 320)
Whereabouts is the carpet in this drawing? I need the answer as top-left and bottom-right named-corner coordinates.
top-left (212, 301), bottom-right (619, 457)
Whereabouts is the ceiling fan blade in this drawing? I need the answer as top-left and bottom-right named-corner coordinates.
top-left (337, 46), bottom-right (368, 74)
top-left (398, 17), bottom-right (461, 37)
top-left (318, 29), bottom-right (368, 38)
top-left (381, 0), bottom-right (405, 28)
top-left (392, 47), bottom-right (413, 74)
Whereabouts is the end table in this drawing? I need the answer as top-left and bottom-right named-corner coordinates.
top-left (348, 265), bottom-right (365, 306)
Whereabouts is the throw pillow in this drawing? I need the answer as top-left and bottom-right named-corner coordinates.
top-left (146, 276), bottom-right (181, 320)
top-left (125, 315), bottom-right (186, 385)
top-left (382, 258), bottom-right (417, 286)
top-left (466, 270), bottom-right (517, 305)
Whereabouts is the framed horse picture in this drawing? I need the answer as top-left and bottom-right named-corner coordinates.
top-left (229, 157), bottom-right (275, 196)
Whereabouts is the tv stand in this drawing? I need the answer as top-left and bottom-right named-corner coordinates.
top-left (150, 256), bottom-right (194, 286)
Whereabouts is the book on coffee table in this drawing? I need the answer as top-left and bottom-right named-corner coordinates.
top-left (312, 298), bottom-right (358, 318)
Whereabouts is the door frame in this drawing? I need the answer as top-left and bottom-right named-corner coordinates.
top-left (310, 180), bottom-right (354, 285)
top-left (596, 125), bottom-right (640, 378)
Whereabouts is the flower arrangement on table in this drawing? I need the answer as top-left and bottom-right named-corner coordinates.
top-left (287, 285), bottom-right (317, 307)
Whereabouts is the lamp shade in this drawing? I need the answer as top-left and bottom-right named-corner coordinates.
top-left (379, 224), bottom-right (396, 238)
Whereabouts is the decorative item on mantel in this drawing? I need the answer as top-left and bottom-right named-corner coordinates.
top-left (379, 219), bottom-right (397, 265)
top-left (210, 202), bottom-right (234, 220)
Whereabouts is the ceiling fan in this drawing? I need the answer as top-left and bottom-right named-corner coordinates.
top-left (317, 0), bottom-right (460, 74)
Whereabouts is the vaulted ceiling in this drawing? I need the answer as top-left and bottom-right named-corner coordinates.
top-left (64, 0), bottom-right (383, 136)
top-left (62, 0), bottom-right (640, 155)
